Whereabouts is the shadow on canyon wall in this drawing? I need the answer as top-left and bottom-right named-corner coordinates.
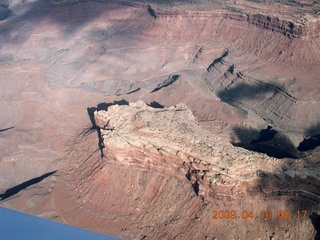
top-left (252, 155), bottom-right (320, 239)
top-left (87, 99), bottom-right (166, 157)
top-left (254, 167), bottom-right (320, 239)
top-left (87, 99), bottom-right (129, 157)
top-left (87, 99), bottom-right (165, 128)
top-left (0, 171), bottom-right (57, 201)
top-left (219, 75), bottom-right (320, 238)
top-left (231, 125), bottom-right (298, 159)
top-left (150, 75), bottom-right (180, 93)
top-left (148, 101), bottom-right (164, 109)
top-left (242, 124), bottom-right (320, 239)
top-left (217, 80), bottom-right (284, 103)
top-left (298, 123), bottom-right (320, 152)
top-left (0, 126), bottom-right (14, 133)
top-left (87, 99), bottom-right (129, 128)
top-left (0, 3), bottom-right (10, 20)
top-left (0, 0), bottom-right (156, 47)
top-left (218, 78), bottom-right (320, 157)
top-left (0, 0), bottom-right (196, 48)
top-left (207, 49), bottom-right (229, 72)
top-left (220, 80), bottom-right (300, 159)
top-left (310, 212), bottom-right (320, 240)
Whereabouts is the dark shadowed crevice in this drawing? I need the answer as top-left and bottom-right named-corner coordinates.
top-left (250, 125), bottom-right (277, 144)
top-left (148, 101), bottom-right (164, 109)
top-left (0, 171), bottom-right (57, 201)
top-left (87, 100), bottom-right (129, 158)
top-left (150, 75), bottom-right (180, 93)
top-left (127, 87), bottom-right (141, 94)
top-left (0, 126), bottom-right (14, 132)
top-left (297, 135), bottom-right (320, 151)
top-left (146, 4), bottom-right (156, 18)
top-left (113, 99), bottom-right (129, 106)
top-left (218, 81), bottom-right (276, 103)
top-left (0, 4), bottom-right (11, 21)
top-left (206, 49), bottom-right (229, 72)
top-left (87, 101), bottom-right (121, 128)
top-left (192, 181), bottom-right (200, 196)
top-left (305, 123), bottom-right (320, 136)
top-left (232, 126), bottom-right (298, 159)
top-left (298, 123), bottom-right (320, 152)
top-left (310, 212), bottom-right (320, 240)
top-left (186, 171), bottom-right (200, 196)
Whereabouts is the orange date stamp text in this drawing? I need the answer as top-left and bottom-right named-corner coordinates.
top-left (212, 210), bottom-right (308, 220)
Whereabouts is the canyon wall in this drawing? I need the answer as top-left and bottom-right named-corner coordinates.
top-left (53, 102), bottom-right (320, 239)
top-left (49, 0), bottom-right (320, 39)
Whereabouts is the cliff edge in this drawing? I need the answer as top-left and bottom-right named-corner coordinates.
top-left (53, 101), bottom-right (320, 239)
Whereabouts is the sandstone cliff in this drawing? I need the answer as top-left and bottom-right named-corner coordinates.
top-left (53, 101), bottom-right (320, 239)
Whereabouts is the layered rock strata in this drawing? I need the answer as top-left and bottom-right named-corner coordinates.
top-left (54, 101), bottom-right (320, 239)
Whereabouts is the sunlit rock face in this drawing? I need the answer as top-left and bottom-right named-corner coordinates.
top-left (0, 0), bottom-right (320, 239)
top-left (54, 101), bottom-right (320, 239)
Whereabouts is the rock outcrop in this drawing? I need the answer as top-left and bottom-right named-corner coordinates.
top-left (53, 101), bottom-right (320, 239)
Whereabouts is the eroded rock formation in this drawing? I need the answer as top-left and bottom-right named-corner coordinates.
top-left (52, 101), bottom-right (320, 239)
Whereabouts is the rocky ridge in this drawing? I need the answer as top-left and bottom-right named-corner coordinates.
top-left (53, 101), bottom-right (320, 239)
top-left (17, 0), bottom-right (320, 39)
